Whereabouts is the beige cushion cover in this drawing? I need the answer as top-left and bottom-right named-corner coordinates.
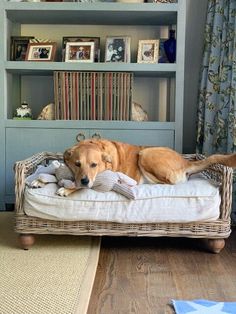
top-left (23, 174), bottom-right (221, 223)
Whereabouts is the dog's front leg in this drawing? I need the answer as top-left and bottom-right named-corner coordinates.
top-left (56, 187), bottom-right (78, 197)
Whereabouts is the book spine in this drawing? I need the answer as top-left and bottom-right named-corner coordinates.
top-left (68, 72), bottom-right (72, 120)
top-left (74, 72), bottom-right (78, 120)
top-left (53, 71), bottom-right (58, 119)
top-left (83, 72), bottom-right (86, 120)
top-left (120, 73), bottom-right (123, 120)
top-left (109, 72), bottom-right (112, 120)
top-left (87, 72), bottom-right (90, 120)
top-left (91, 72), bottom-right (96, 120)
top-left (117, 72), bottom-right (120, 120)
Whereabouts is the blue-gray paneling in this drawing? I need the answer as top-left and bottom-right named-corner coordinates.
top-left (5, 128), bottom-right (89, 195)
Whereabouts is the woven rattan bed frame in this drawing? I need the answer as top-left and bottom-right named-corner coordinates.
top-left (14, 152), bottom-right (233, 253)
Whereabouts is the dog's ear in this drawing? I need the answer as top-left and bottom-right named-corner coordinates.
top-left (63, 149), bottom-right (72, 161)
top-left (64, 147), bottom-right (76, 161)
top-left (102, 152), bottom-right (112, 163)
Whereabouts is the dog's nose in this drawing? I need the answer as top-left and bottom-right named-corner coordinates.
top-left (81, 177), bottom-right (89, 186)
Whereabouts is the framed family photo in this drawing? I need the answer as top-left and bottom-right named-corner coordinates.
top-left (65, 42), bottom-right (95, 63)
top-left (105, 36), bottom-right (131, 63)
top-left (10, 36), bottom-right (34, 61)
top-left (137, 39), bottom-right (159, 64)
top-left (25, 43), bottom-right (57, 61)
top-left (62, 36), bottom-right (100, 62)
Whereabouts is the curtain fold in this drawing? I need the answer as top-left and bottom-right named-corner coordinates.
top-left (196, 0), bottom-right (236, 215)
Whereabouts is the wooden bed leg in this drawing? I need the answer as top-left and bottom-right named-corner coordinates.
top-left (203, 239), bottom-right (225, 254)
top-left (18, 234), bottom-right (35, 250)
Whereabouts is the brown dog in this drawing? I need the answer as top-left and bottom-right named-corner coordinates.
top-left (60, 138), bottom-right (236, 196)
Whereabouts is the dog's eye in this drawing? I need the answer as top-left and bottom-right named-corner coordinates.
top-left (75, 161), bottom-right (81, 167)
top-left (90, 163), bottom-right (97, 168)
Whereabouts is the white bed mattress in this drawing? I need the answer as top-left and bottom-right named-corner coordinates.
top-left (23, 174), bottom-right (221, 223)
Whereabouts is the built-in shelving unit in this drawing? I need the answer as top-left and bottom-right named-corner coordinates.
top-left (0, 0), bottom-right (186, 209)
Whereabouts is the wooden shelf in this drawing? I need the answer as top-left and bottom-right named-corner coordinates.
top-left (5, 3), bottom-right (178, 25)
top-left (5, 119), bottom-right (176, 129)
top-left (5, 61), bottom-right (176, 77)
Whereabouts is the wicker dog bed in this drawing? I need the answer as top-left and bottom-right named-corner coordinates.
top-left (14, 152), bottom-right (233, 253)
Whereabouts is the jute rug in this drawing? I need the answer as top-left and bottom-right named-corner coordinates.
top-left (0, 212), bottom-right (100, 314)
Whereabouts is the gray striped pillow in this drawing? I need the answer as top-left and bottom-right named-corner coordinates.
top-left (92, 170), bottom-right (137, 199)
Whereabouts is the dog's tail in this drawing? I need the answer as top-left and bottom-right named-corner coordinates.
top-left (186, 154), bottom-right (236, 174)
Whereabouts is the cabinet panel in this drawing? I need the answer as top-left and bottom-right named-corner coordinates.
top-left (5, 128), bottom-right (88, 195)
top-left (91, 129), bottom-right (175, 147)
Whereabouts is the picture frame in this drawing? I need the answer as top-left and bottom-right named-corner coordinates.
top-left (10, 36), bottom-right (34, 61)
top-left (105, 36), bottom-right (131, 63)
top-left (137, 39), bottom-right (159, 64)
top-left (65, 42), bottom-right (95, 63)
top-left (62, 36), bottom-right (100, 62)
top-left (25, 42), bottom-right (57, 61)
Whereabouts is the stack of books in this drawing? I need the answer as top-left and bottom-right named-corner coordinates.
top-left (53, 71), bottom-right (133, 120)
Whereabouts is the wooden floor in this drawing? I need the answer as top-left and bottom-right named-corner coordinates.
top-left (87, 230), bottom-right (236, 314)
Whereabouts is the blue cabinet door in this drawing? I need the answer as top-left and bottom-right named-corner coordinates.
top-left (90, 129), bottom-right (175, 147)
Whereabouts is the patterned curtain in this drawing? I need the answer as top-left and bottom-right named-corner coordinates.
top-left (196, 0), bottom-right (236, 216)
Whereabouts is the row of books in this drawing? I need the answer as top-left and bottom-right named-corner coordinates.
top-left (53, 71), bottom-right (133, 121)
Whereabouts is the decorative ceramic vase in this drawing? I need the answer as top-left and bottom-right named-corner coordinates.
top-left (164, 29), bottom-right (176, 63)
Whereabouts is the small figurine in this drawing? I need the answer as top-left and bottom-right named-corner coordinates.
top-left (13, 101), bottom-right (33, 120)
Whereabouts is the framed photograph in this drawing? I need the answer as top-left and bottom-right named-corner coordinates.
top-left (10, 36), bottom-right (34, 61)
top-left (62, 36), bottom-right (100, 62)
top-left (137, 40), bottom-right (159, 64)
top-left (105, 36), bottom-right (131, 63)
top-left (25, 43), bottom-right (57, 61)
top-left (65, 42), bottom-right (95, 63)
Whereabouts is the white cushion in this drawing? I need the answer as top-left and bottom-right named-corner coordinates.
top-left (23, 174), bottom-right (221, 223)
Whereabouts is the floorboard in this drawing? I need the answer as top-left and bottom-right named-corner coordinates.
top-left (87, 229), bottom-right (236, 314)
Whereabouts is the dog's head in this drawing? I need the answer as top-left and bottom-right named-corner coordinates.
top-left (64, 140), bottom-right (112, 188)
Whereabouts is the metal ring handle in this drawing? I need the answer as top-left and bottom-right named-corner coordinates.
top-left (91, 133), bottom-right (101, 139)
top-left (76, 133), bottom-right (85, 142)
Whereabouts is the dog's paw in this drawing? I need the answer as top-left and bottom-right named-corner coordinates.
top-left (56, 187), bottom-right (72, 197)
top-left (30, 179), bottom-right (46, 188)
